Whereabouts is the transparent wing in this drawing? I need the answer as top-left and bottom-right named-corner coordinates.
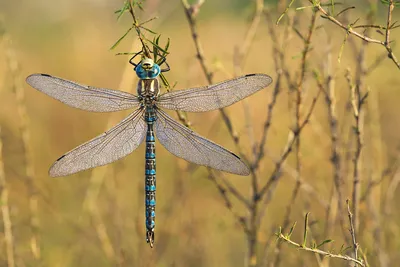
top-left (49, 108), bottom-right (146, 177)
top-left (26, 74), bottom-right (140, 112)
top-left (154, 109), bottom-right (249, 175)
top-left (157, 74), bottom-right (272, 112)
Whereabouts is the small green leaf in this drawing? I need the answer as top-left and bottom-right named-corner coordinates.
top-left (339, 244), bottom-right (352, 254)
top-left (115, 1), bottom-right (130, 20)
top-left (160, 73), bottom-right (170, 88)
top-left (288, 221), bottom-right (297, 238)
top-left (152, 35), bottom-right (162, 62)
top-left (296, 5), bottom-right (314, 11)
top-left (312, 241), bottom-right (317, 249)
top-left (291, 53), bottom-right (303, 60)
top-left (110, 26), bottom-right (133, 50)
top-left (140, 26), bottom-right (157, 35)
top-left (275, 226), bottom-right (283, 238)
top-left (380, 0), bottom-right (400, 6)
top-left (164, 38), bottom-right (170, 53)
top-left (148, 39), bottom-right (168, 54)
top-left (136, 1), bottom-right (144, 11)
top-left (317, 239), bottom-right (333, 248)
top-left (276, 0), bottom-right (297, 25)
top-left (302, 212), bottom-right (310, 247)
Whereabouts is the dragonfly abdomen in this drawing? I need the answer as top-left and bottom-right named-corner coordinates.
top-left (145, 106), bottom-right (157, 247)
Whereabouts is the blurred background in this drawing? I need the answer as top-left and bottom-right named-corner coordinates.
top-left (0, 0), bottom-right (399, 266)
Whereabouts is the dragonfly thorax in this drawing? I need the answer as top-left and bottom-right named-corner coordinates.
top-left (137, 78), bottom-right (160, 101)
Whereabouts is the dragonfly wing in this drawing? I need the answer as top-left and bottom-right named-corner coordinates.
top-left (157, 74), bottom-right (272, 112)
top-left (49, 108), bottom-right (146, 177)
top-left (26, 74), bottom-right (140, 112)
top-left (154, 109), bottom-right (249, 175)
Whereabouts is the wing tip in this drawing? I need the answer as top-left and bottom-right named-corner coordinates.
top-left (49, 155), bottom-right (69, 177)
top-left (242, 167), bottom-right (251, 176)
top-left (48, 168), bottom-right (63, 178)
top-left (236, 164), bottom-right (251, 176)
top-left (243, 73), bottom-right (273, 89)
top-left (26, 73), bottom-right (51, 84)
top-left (227, 152), bottom-right (251, 176)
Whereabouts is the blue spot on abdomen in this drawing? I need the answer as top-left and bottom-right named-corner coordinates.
top-left (145, 185), bottom-right (156, 191)
top-left (145, 153), bottom-right (155, 159)
top-left (146, 135), bottom-right (155, 142)
top-left (145, 169), bottom-right (156, 175)
top-left (146, 210), bottom-right (156, 217)
top-left (146, 220), bottom-right (155, 228)
top-left (146, 199), bottom-right (156, 206)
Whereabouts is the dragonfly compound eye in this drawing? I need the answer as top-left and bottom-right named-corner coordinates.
top-left (148, 64), bottom-right (161, 79)
top-left (135, 65), bottom-right (147, 79)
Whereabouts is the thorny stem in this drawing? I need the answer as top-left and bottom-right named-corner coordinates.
top-left (259, 87), bottom-right (322, 198)
top-left (181, 0), bottom-right (243, 155)
top-left (274, 11), bottom-right (317, 267)
top-left (181, 0), bottom-right (212, 83)
top-left (385, 0), bottom-right (395, 48)
top-left (310, 0), bottom-right (400, 70)
top-left (347, 200), bottom-right (359, 266)
top-left (277, 232), bottom-right (365, 266)
top-left (180, 2), bottom-right (270, 266)
top-left (252, 9), bottom-right (284, 171)
top-left (349, 34), bottom-right (367, 238)
top-left (315, 69), bottom-right (348, 242)
top-left (128, 3), bottom-right (152, 58)
top-left (207, 172), bottom-right (250, 234)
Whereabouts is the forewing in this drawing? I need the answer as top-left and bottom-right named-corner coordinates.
top-left (157, 74), bottom-right (272, 112)
top-left (26, 74), bottom-right (139, 112)
top-left (50, 108), bottom-right (146, 177)
top-left (154, 109), bottom-right (249, 175)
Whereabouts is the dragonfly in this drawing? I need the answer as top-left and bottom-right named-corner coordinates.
top-left (26, 57), bottom-right (272, 247)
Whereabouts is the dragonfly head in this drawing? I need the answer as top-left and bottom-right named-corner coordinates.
top-left (135, 58), bottom-right (161, 79)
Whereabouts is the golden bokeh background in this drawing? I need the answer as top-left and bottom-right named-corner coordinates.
top-left (0, 0), bottom-right (399, 266)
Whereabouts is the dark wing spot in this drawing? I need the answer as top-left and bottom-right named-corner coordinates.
top-left (55, 154), bottom-right (66, 162)
top-left (244, 74), bottom-right (257, 77)
top-left (41, 74), bottom-right (51, 77)
top-left (229, 151), bottom-right (241, 160)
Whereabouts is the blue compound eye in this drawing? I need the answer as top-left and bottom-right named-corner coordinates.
top-left (135, 64), bottom-right (148, 79)
top-left (147, 64), bottom-right (161, 78)
top-left (135, 62), bottom-right (161, 79)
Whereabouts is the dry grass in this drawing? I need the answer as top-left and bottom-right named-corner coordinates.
top-left (0, 0), bottom-right (399, 266)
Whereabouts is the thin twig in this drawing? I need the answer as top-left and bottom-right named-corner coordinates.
top-left (0, 127), bottom-right (16, 267)
top-left (277, 232), bottom-right (365, 266)
top-left (274, 10), bottom-right (317, 267)
top-left (314, 66), bottom-right (348, 242)
top-left (181, 0), bottom-right (244, 157)
top-left (234, 0), bottom-right (264, 72)
top-left (234, 0), bottom-right (264, 164)
top-left (207, 172), bottom-right (250, 235)
top-left (252, 9), bottom-right (286, 171)
top-left (311, 0), bottom-right (400, 70)
top-left (259, 87), bottom-right (322, 198)
top-left (346, 200), bottom-right (359, 266)
top-left (385, 0), bottom-right (394, 48)
top-left (4, 32), bottom-right (41, 262)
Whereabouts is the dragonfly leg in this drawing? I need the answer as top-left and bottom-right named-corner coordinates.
top-left (129, 50), bottom-right (144, 69)
top-left (160, 60), bottom-right (170, 73)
